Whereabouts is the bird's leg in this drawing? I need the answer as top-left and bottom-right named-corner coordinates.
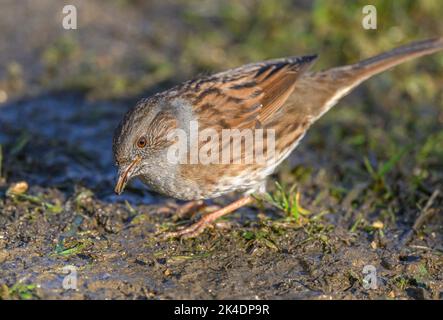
top-left (165, 196), bottom-right (254, 239)
top-left (155, 200), bottom-right (205, 218)
top-left (175, 200), bottom-right (206, 219)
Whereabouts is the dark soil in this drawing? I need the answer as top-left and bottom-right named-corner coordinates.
top-left (1, 92), bottom-right (441, 300)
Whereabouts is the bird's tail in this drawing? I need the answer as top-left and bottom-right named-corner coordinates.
top-left (346, 37), bottom-right (443, 83)
top-left (292, 38), bottom-right (443, 120)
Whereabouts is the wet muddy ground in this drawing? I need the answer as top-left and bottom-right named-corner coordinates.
top-left (0, 1), bottom-right (442, 300)
top-left (1, 92), bottom-right (441, 300)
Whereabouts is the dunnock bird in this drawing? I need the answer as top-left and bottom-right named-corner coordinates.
top-left (113, 38), bottom-right (443, 238)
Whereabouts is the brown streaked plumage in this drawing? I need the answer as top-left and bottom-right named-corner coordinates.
top-left (113, 38), bottom-right (443, 238)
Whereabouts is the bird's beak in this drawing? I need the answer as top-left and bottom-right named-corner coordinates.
top-left (114, 156), bottom-right (141, 195)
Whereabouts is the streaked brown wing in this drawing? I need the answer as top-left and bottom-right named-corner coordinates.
top-left (183, 55), bottom-right (318, 130)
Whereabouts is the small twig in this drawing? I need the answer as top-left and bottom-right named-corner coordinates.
top-left (409, 245), bottom-right (432, 251)
top-left (412, 189), bottom-right (440, 231)
top-left (398, 189), bottom-right (440, 248)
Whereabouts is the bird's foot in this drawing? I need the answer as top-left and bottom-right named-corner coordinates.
top-left (155, 200), bottom-right (206, 219)
top-left (163, 196), bottom-right (254, 239)
top-left (164, 217), bottom-right (211, 239)
top-left (174, 200), bottom-right (206, 219)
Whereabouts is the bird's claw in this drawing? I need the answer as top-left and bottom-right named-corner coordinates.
top-left (163, 220), bottom-right (210, 239)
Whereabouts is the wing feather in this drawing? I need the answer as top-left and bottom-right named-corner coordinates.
top-left (184, 55), bottom-right (318, 130)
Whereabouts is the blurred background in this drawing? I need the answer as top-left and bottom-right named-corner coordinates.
top-left (1, 0), bottom-right (442, 100)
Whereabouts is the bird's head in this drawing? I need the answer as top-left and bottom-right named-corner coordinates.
top-left (112, 98), bottom-right (179, 195)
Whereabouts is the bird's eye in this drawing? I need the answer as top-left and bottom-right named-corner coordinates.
top-left (136, 137), bottom-right (147, 148)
